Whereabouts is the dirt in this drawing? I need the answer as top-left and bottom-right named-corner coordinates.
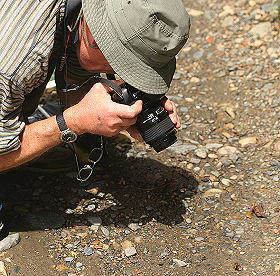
top-left (1, 0), bottom-right (280, 275)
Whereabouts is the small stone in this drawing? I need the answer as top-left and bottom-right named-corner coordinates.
top-left (173, 259), bottom-right (188, 267)
top-left (85, 204), bottom-right (96, 211)
top-left (195, 237), bottom-right (204, 242)
top-left (122, 240), bottom-right (133, 249)
top-left (124, 247), bottom-right (137, 257)
top-left (195, 148), bottom-right (208, 159)
top-left (185, 218), bottom-right (192, 224)
top-left (274, 141), bottom-right (280, 152)
top-left (87, 216), bottom-right (102, 226)
top-left (231, 194), bottom-right (238, 201)
top-left (217, 146), bottom-right (237, 156)
top-left (188, 9), bottom-right (203, 17)
top-left (0, 233), bottom-right (20, 252)
top-left (221, 179), bottom-right (231, 186)
top-left (128, 223), bottom-right (140, 231)
top-left (202, 189), bottom-right (224, 198)
top-left (83, 246), bottom-right (93, 256)
top-left (193, 50), bottom-right (204, 60)
top-left (222, 16), bottom-right (234, 28)
top-left (76, 262), bottom-right (83, 268)
top-left (205, 143), bottom-right (223, 151)
top-left (225, 107), bottom-right (236, 118)
top-left (100, 226), bottom-right (110, 237)
top-left (0, 261), bottom-right (7, 276)
top-left (208, 153), bottom-right (218, 159)
top-left (250, 22), bottom-right (272, 37)
top-left (239, 137), bottom-right (257, 147)
top-left (190, 77), bottom-right (200, 83)
top-left (64, 257), bottom-right (74, 262)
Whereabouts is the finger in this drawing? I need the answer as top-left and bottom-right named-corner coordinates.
top-left (113, 100), bottom-right (143, 119)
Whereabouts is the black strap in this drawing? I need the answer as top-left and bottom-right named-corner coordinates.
top-left (55, 0), bottom-right (82, 91)
top-left (56, 113), bottom-right (68, 132)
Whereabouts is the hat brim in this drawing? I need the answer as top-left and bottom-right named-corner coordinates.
top-left (82, 0), bottom-right (176, 94)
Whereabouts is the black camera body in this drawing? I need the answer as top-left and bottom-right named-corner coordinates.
top-left (110, 84), bottom-right (177, 152)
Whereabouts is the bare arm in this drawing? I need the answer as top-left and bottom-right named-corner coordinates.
top-left (0, 83), bottom-right (142, 172)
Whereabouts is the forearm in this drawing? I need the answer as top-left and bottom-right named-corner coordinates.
top-left (0, 116), bottom-right (62, 172)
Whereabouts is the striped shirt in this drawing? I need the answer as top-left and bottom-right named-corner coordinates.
top-left (0, 0), bottom-right (93, 155)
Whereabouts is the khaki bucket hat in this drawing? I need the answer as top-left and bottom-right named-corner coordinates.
top-left (81, 0), bottom-right (190, 94)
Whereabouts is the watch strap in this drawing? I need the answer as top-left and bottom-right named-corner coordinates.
top-left (56, 113), bottom-right (68, 132)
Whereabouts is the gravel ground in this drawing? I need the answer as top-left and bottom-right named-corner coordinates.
top-left (0, 0), bottom-right (280, 275)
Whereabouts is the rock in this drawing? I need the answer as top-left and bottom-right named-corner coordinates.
top-left (190, 77), bottom-right (200, 83)
top-left (76, 262), bottom-right (83, 268)
top-left (225, 106), bottom-right (236, 118)
top-left (100, 226), bottom-right (110, 237)
top-left (250, 22), bottom-right (272, 37)
top-left (194, 148), bottom-right (208, 159)
top-left (222, 16), bottom-right (234, 28)
top-left (219, 5), bottom-right (235, 17)
top-left (168, 143), bottom-right (197, 154)
top-left (217, 146), bottom-right (237, 156)
top-left (0, 261), bottom-right (7, 276)
top-left (173, 259), bottom-right (188, 267)
top-left (65, 257), bottom-right (74, 262)
top-left (128, 223), bottom-right (140, 231)
top-left (274, 141), bottom-right (280, 151)
top-left (239, 137), bottom-right (257, 147)
top-left (122, 240), bottom-right (133, 249)
top-left (83, 246), bottom-right (94, 256)
top-left (173, 72), bottom-right (181, 80)
top-left (187, 9), bottom-right (203, 17)
top-left (87, 216), bottom-right (102, 226)
top-left (202, 189), bottom-right (224, 198)
top-left (124, 247), bottom-right (137, 257)
top-left (193, 50), bottom-right (204, 60)
top-left (205, 143), bottom-right (223, 151)
top-left (0, 233), bottom-right (20, 252)
top-left (221, 179), bottom-right (231, 186)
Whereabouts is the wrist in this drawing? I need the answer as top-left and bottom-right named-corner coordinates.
top-left (63, 107), bottom-right (84, 136)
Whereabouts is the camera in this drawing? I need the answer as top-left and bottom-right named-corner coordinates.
top-left (110, 84), bottom-right (177, 152)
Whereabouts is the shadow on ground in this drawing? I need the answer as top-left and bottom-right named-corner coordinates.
top-left (0, 140), bottom-right (199, 233)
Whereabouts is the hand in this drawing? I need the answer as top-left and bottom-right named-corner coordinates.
top-left (161, 96), bottom-right (181, 128)
top-left (65, 83), bottom-right (143, 137)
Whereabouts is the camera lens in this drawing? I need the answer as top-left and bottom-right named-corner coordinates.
top-left (136, 105), bottom-right (177, 152)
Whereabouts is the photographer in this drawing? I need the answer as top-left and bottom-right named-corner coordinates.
top-left (0, 0), bottom-right (190, 241)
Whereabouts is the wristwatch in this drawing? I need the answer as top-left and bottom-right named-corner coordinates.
top-left (56, 113), bottom-right (77, 143)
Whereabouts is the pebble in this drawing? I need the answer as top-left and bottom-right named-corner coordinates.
top-left (217, 146), bottom-right (238, 156)
top-left (76, 262), bottom-right (83, 268)
top-left (0, 233), bottom-right (20, 252)
top-left (83, 246), bottom-right (94, 256)
top-left (100, 226), bottom-right (110, 237)
top-left (221, 179), bottom-right (231, 186)
top-left (173, 259), bottom-right (188, 267)
top-left (124, 247), bottom-right (137, 257)
top-left (202, 189), bottom-right (224, 198)
top-left (194, 148), bottom-right (208, 159)
top-left (250, 22), bottom-right (272, 37)
top-left (87, 216), bottom-right (102, 226)
top-left (239, 137), bottom-right (257, 147)
top-left (128, 223), bottom-right (141, 231)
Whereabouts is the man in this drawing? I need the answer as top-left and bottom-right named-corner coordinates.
top-left (0, 0), bottom-right (190, 243)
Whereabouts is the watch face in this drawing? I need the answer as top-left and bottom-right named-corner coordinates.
top-left (62, 130), bottom-right (77, 143)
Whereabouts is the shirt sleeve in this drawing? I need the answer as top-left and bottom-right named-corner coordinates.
top-left (0, 76), bottom-right (25, 155)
